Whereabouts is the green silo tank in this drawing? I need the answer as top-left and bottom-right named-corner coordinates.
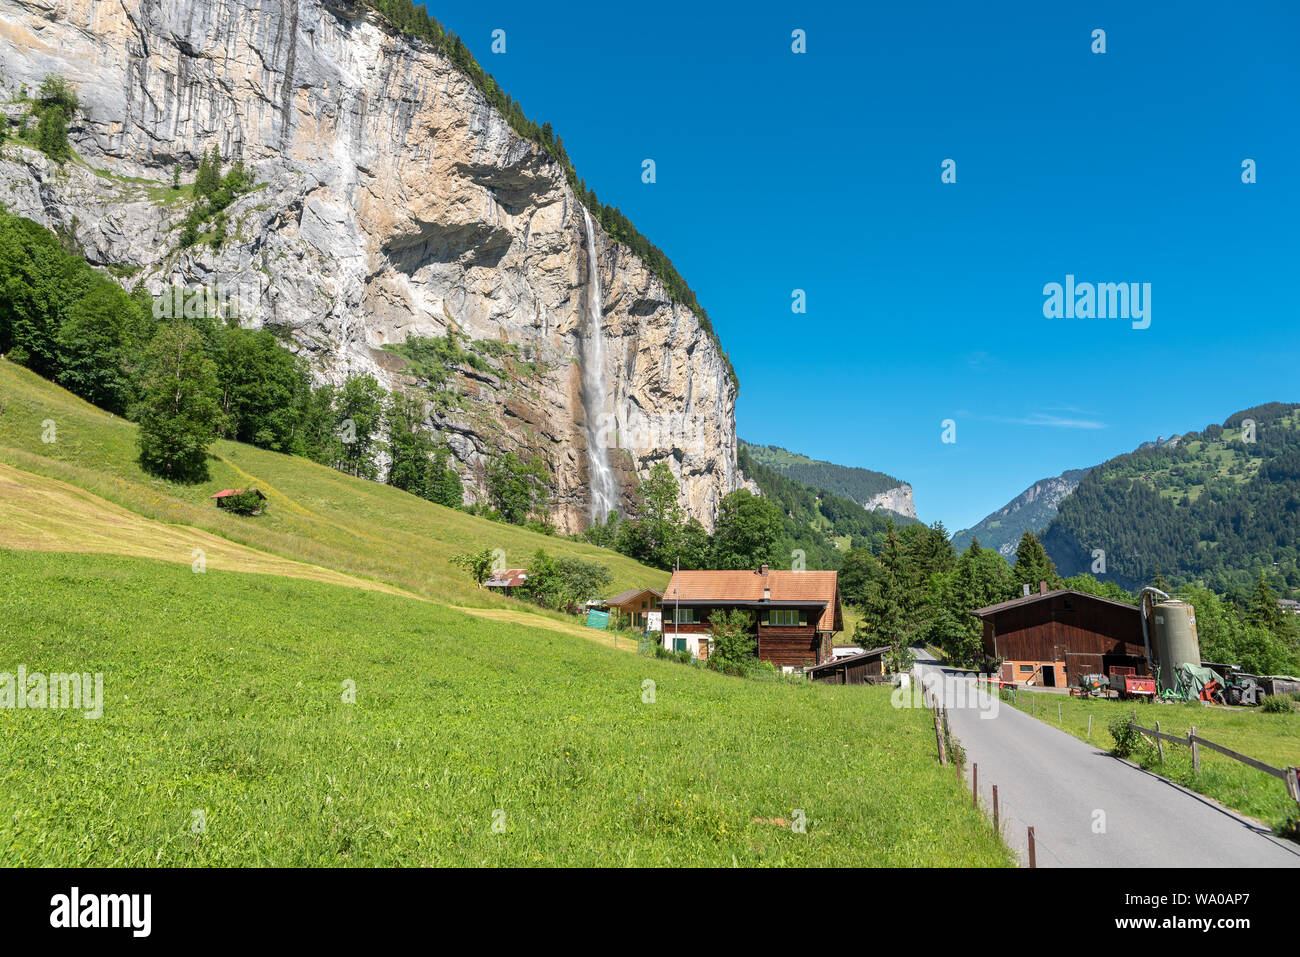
top-left (1152, 600), bottom-right (1200, 695)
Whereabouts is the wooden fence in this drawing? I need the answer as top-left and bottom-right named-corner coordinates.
top-left (1129, 718), bottom-right (1300, 810)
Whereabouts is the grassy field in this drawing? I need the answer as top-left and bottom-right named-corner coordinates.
top-left (1001, 689), bottom-right (1300, 834)
top-left (0, 358), bottom-right (667, 615)
top-left (0, 549), bottom-right (1011, 866)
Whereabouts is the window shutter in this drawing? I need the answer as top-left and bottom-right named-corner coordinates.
top-left (800, 610), bottom-right (808, 626)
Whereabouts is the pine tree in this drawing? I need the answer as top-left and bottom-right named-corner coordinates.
top-left (1012, 532), bottom-right (1060, 592)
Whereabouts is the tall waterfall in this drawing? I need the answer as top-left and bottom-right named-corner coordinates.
top-left (581, 209), bottom-right (618, 524)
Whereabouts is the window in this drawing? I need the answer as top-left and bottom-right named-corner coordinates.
top-left (768, 609), bottom-right (800, 626)
top-left (669, 607), bottom-right (700, 624)
top-left (1019, 664), bottom-right (1034, 673)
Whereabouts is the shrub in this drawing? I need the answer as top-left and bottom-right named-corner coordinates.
top-left (1261, 694), bottom-right (1294, 714)
top-left (1108, 712), bottom-right (1142, 758)
top-left (221, 490), bottom-right (265, 516)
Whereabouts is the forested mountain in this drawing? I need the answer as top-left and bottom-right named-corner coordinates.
top-left (953, 468), bottom-right (1091, 557)
top-left (1039, 403), bottom-right (1300, 597)
top-left (740, 441), bottom-right (914, 518)
top-left (737, 444), bottom-right (908, 569)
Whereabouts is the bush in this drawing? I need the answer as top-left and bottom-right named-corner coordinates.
top-left (220, 490), bottom-right (265, 516)
top-left (1108, 712), bottom-right (1142, 758)
top-left (1261, 694), bottom-right (1294, 714)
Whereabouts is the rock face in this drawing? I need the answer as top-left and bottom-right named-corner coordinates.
top-left (0, 0), bottom-right (743, 532)
top-left (863, 484), bottom-right (915, 520)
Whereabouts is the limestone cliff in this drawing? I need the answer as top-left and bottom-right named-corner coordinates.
top-left (0, 0), bottom-right (743, 531)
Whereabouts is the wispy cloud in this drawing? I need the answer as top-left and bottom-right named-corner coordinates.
top-left (998, 412), bottom-right (1108, 430)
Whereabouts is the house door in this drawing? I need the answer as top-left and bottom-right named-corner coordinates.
top-left (1041, 664), bottom-right (1056, 687)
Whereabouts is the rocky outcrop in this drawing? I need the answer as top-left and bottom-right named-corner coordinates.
top-left (0, 0), bottom-right (743, 531)
top-left (863, 484), bottom-right (915, 520)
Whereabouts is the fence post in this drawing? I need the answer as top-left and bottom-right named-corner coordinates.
top-left (934, 712), bottom-right (947, 766)
top-left (1087, 714), bottom-right (1093, 739)
top-left (1287, 767), bottom-right (1300, 810)
top-left (1027, 826), bottom-right (1036, 869)
top-left (973, 763), bottom-right (978, 809)
top-left (992, 785), bottom-right (999, 831)
top-left (1058, 702), bottom-right (1062, 725)
top-left (1190, 726), bottom-right (1199, 774)
top-left (1155, 720), bottom-right (1164, 763)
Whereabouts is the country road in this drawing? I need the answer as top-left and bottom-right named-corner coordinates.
top-left (912, 650), bottom-right (1300, 868)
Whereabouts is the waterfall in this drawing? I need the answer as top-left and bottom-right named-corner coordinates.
top-left (581, 208), bottom-right (618, 524)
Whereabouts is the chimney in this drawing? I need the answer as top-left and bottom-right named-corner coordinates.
top-left (1039, 581), bottom-right (1048, 595)
top-left (759, 564), bottom-right (769, 576)
top-left (763, 586), bottom-right (771, 601)
top-left (1022, 584), bottom-right (1031, 598)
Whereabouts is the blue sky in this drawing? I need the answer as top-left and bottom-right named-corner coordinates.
top-left (424, 0), bottom-right (1299, 531)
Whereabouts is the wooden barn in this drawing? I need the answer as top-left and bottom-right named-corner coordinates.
top-left (971, 583), bottom-right (1149, 688)
top-left (807, 646), bottom-right (890, 685)
top-left (660, 565), bottom-right (842, 669)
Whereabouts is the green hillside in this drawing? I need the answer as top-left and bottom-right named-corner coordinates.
top-left (0, 363), bottom-right (1009, 867)
top-left (0, 358), bottom-right (663, 610)
top-left (1040, 403), bottom-right (1300, 595)
top-left (740, 441), bottom-right (905, 509)
top-left (737, 444), bottom-right (904, 568)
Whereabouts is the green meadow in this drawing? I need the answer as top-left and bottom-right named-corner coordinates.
top-left (0, 358), bottom-right (1010, 865)
top-left (0, 550), bottom-right (1010, 866)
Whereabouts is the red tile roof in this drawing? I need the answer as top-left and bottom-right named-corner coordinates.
top-left (662, 569), bottom-right (842, 632)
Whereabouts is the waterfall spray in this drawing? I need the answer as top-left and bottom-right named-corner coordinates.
top-left (581, 208), bottom-right (618, 524)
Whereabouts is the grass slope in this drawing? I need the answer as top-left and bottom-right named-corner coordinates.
top-left (0, 550), bottom-right (1010, 866)
top-left (0, 358), bottom-right (665, 614)
top-left (1002, 691), bottom-right (1299, 834)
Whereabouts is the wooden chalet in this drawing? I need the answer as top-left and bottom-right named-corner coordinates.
top-left (600, 588), bottom-right (663, 629)
top-left (970, 582), bottom-right (1150, 687)
top-left (660, 565), bottom-right (842, 669)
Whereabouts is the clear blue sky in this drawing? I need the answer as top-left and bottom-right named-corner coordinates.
top-left (423, 0), bottom-right (1298, 531)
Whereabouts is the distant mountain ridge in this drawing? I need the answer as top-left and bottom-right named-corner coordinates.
top-left (953, 468), bottom-right (1091, 558)
top-left (1039, 402), bottom-right (1300, 593)
top-left (740, 441), bottom-right (915, 520)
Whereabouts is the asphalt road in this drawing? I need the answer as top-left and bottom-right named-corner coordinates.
top-left (912, 650), bottom-right (1300, 868)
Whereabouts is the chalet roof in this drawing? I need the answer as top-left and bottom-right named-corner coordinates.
top-left (806, 646), bottom-right (891, 674)
top-left (969, 588), bottom-right (1141, 619)
top-left (606, 588), bottom-right (664, 607)
top-left (663, 569), bottom-right (842, 632)
top-left (483, 569), bottom-right (528, 588)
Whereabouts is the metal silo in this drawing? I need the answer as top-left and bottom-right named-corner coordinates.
top-left (1152, 600), bottom-right (1201, 695)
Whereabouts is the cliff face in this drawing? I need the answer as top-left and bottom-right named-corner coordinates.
top-left (0, 0), bottom-right (742, 531)
top-left (863, 484), bottom-right (915, 520)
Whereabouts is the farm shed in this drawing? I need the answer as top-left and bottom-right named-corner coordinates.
top-left (210, 488), bottom-right (266, 511)
top-left (807, 646), bottom-right (890, 684)
top-left (483, 569), bottom-right (528, 596)
top-left (970, 583), bottom-right (1149, 688)
top-left (660, 565), bottom-right (842, 669)
top-left (598, 588), bottom-right (663, 629)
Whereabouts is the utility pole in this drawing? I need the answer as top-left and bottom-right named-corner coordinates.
top-left (673, 558), bottom-right (680, 654)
